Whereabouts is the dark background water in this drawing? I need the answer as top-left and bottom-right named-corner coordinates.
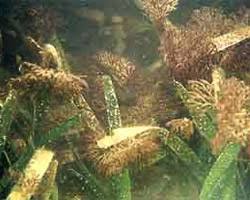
top-left (55, 0), bottom-right (250, 76)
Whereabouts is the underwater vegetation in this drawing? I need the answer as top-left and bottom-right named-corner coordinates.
top-left (2, 0), bottom-right (250, 199)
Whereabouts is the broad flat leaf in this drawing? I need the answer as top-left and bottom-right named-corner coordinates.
top-left (97, 126), bottom-right (161, 148)
top-left (163, 133), bottom-right (206, 183)
top-left (73, 159), bottom-right (108, 200)
top-left (219, 162), bottom-right (237, 200)
top-left (7, 148), bottom-right (54, 200)
top-left (35, 160), bottom-right (58, 200)
top-left (49, 184), bottom-right (59, 200)
top-left (212, 26), bottom-right (250, 52)
top-left (200, 143), bottom-right (240, 200)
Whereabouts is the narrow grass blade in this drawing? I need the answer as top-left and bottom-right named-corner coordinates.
top-left (35, 114), bottom-right (80, 147)
top-left (163, 132), bottom-right (207, 183)
top-left (103, 75), bottom-right (131, 200)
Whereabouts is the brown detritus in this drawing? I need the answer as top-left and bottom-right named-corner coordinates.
top-left (34, 160), bottom-right (58, 199)
top-left (10, 133), bottom-right (27, 156)
top-left (121, 87), bottom-right (168, 125)
top-left (25, 37), bottom-right (44, 56)
top-left (94, 51), bottom-right (136, 87)
top-left (159, 7), bottom-right (250, 83)
top-left (165, 118), bottom-right (194, 140)
top-left (188, 7), bottom-right (241, 37)
top-left (75, 52), bottom-right (182, 129)
top-left (117, 66), bottom-right (185, 126)
top-left (212, 78), bottom-right (250, 154)
top-left (41, 103), bottom-right (80, 133)
top-left (40, 95), bottom-right (105, 165)
top-left (140, 0), bottom-right (179, 30)
top-left (159, 24), bottom-right (216, 83)
top-left (84, 75), bottom-right (108, 127)
top-left (7, 149), bottom-right (54, 200)
top-left (219, 40), bottom-right (250, 73)
top-left (9, 62), bottom-right (88, 99)
top-left (76, 95), bottom-right (106, 137)
top-left (15, 170), bottom-right (40, 198)
top-left (0, 87), bottom-right (8, 103)
top-left (40, 43), bottom-right (62, 69)
top-left (81, 129), bottom-right (165, 177)
top-left (184, 75), bottom-right (250, 153)
top-left (25, 36), bottom-right (62, 69)
top-left (0, 2), bottom-right (63, 73)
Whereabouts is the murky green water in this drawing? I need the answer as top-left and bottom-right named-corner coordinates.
top-left (1, 0), bottom-right (250, 200)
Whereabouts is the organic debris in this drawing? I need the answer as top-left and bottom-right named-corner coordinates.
top-left (160, 7), bottom-right (250, 82)
top-left (94, 51), bottom-right (136, 87)
top-left (7, 149), bottom-right (54, 200)
top-left (9, 62), bottom-right (88, 98)
top-left (140, 0), bottom-right (179, 29)
top-left (82, 127), bottom-right (166, 177)
top-left (212, 26), bottom-right (250, 52)
top-left (212, 78), bottom-right (250, 153)
top-left (165, 118), bottom-right (194, 140)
